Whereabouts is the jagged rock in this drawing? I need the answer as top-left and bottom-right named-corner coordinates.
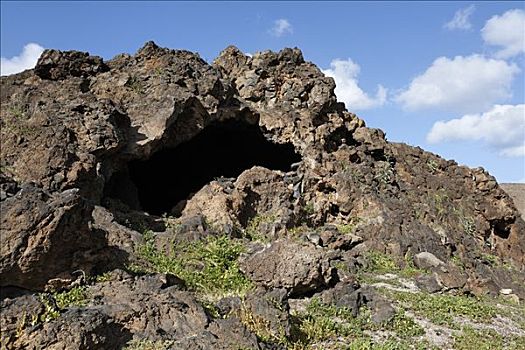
top-left (370, 298), bottom-right (396, 324)
top-left (413, 252), bottom-right (446, 270)
top-left (13, 309), bottom-right (129, 350)
top-left (317, 281), bottom-right (362, 315)
top-left (35, 49), bottom-right (109, 81)
top-left (0, 293), bottom-right (45, 346)
top-left (241, 288), bottom-right (292, 340)
top-left (240, 240), bottom-right (338, 296)
top-left (1, 41), bottom-right (525, 346)
top-left (415, 274), bottom-right (443, 293)
top-left (318, 225), bottom-right (363, 250)
top-left (0, 185), bottom-right (109, 290)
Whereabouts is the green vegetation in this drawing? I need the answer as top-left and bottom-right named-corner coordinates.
top-left (287, 298), bottom-right (424, 349)
top-left (450, 254), bottom-right (466, 271)
top-left (363, 251), bottom-right (398, 274)
top-left (373, 162), bottom-right (394, 187)
top-left (385, 290), bottom-right (498, 326)
top-left (337, 217), bottom-right (361, 235)
top-left (125, 76), bottom-right (145, 94)
top-left (134, 231), bottom-right (252, 297)
top-left (53, 285), bottom-right (89, 309)
top-left (360, 251), bottom-right (425, 279)
top-left (460, 216), bottom-right (476, 236)
top-left (453, 327), bottom-right (503, 350)
top-left (238, 304), bottom-right (288, 345)
top-left (433, 190), bottom-right (451, 218)
top-left (2, 104), bottom-right (35, 136)
top-left (426, 159), bottom-right (439, 174)
top-left (343, 338), bottom-right (438, 350)
top-left (92, 272), bottom-right (113, 283)
top-left (244, 214), bottom-right (276, 242)
top-left (480, 253), bottom-right (499, 266)
top-left (32, 286), bottom-right (90, 325)
top-left (303, 202), bottom-right (315, 216)
top-left (122, 339), bottom-right (174, 350)
top-left (451, 326), bottom-right (525, 350)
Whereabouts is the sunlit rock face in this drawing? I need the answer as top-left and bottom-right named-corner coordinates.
top-left (1, 41), bottom-right (524, 349)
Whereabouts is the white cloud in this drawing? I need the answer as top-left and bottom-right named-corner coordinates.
top-left (270, 19), bottom-right (293, 37)
top-left (1, 43), bottom-right (44, 76)
top-left (322, 58), bottom-right (387, 110)
top-left (481, 9), bottom-right (525, 59)
top-left (395, 54), bottom-right (519, 113)
top-left (444, 5), bottom-right (476, 30)
top-left (427, 104), bottom-right (525, 157)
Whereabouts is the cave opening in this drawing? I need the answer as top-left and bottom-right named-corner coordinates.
top-left (107, 118), bottom-right (301, 216)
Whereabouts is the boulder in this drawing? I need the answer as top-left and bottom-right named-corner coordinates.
top-left (240, 240), bottom-right (338, 296)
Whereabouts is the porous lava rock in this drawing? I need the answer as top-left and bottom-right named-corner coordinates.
top-left (1, 41), bottom-right (524, 348)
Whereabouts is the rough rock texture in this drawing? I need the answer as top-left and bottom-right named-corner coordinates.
top-left (501, 183), bottom-right (525, 220)
top-left (2, 272), bottom-right (266, 349)
top-left (1, 41), bottom-right (524, 348)
top-left (240, 240), bottom-right (337, 296)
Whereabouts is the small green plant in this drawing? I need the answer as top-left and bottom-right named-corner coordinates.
top-left (53, 286), bottom-right (89, 309)
top-left (122, 339), bottom-right (175, 350)
top-left (238, 304), bottom-right (287, 345)
top-left (337, 217), bottom-right (361, 235)
top-left (296, 298), bottom-right (359, 342)
top-left (460, 216), bottom-right (476, 235)
top-left (427, 159), bottom-right (439, 174)
top-left (304, 202), bottom-right (315, 216)
top-left (38, 294), bottom-right (61, 323)
top-left (289, 298), bottom-right (424, 349)
top-left (374, 162), bottom-right (394, 187)
top-left (480, 253), bottom-right (498, 266)
top-left (433, 190), bottom-right (451, 218)
top-left (136, 231), bottom-right (252, 297)
top-left (363, 251), bottom-right (398, 274)
top-left (357, 251), bottom-right (427, 284)
top-left (93, 272), bottom-right (112, 283)
top-left (453, 326), bottom-right (504, 350)
top-left (451, 254), bottom-right (466, 271)
top-left (386, 311), bottom-right (425, 338)
top-left (287, 225), bottom-right (309, 236)
top-left (244, 214), bottom-right (276, 242)
top-left (2, 104), bottom-right (35, 136)
top-left (125, 76), bottom-right (145, 94)
top-left (387, 290), bottom-right (498, 326)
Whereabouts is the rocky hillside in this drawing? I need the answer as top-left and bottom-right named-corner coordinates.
top-left (1, 42), bottom-right (524, 349)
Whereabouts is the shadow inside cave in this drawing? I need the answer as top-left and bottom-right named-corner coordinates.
top-left (104, 118), bottom-right (301, 216)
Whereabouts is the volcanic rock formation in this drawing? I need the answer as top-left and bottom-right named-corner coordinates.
top-left (1, 42), bottom-right (524, 349)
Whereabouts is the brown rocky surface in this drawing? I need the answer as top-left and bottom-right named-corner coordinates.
top-left (1, 41), bottom-right (524, 349)
top-left (501, 183), bottom-right (525, 220)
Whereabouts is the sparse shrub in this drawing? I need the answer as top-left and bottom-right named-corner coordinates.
top-left (373, 162), bottom-right (394, 187)
top-left (453, 326), bottom-right (504, 350)
top-left (387, 290), bottom-right (498, 326)
top-left (426, 159), bottom-right (439, 174)
top-left (238, 304), bottom-right (287, 344)
top-left (460, 216), bottom-right (476, 236)
top-left (363, 251), bottom-right (398, 274)
top-left (244, 214), bottom-right (276, 242)
top-left (125, 76), bottom-right (145, 94)
top-left (53, 286), bottom-right (89, 309)
top-left (122, 339), bottom-right (174, 350)
top-left (289, 297), bottom-right (423, 348)
top-left (136, 231), bottom-right (252, 297)
top-left (337, 217), bottom-right (361, 235)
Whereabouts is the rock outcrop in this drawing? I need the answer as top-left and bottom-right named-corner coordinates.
top-left (1, 41), bottom-right (524, 348)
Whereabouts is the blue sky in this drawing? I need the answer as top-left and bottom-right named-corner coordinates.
top-left (2, 1), bottom-right (524, 182)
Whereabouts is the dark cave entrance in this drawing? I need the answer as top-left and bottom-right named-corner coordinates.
top-left (108, 119), bottom-right (301, 216)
